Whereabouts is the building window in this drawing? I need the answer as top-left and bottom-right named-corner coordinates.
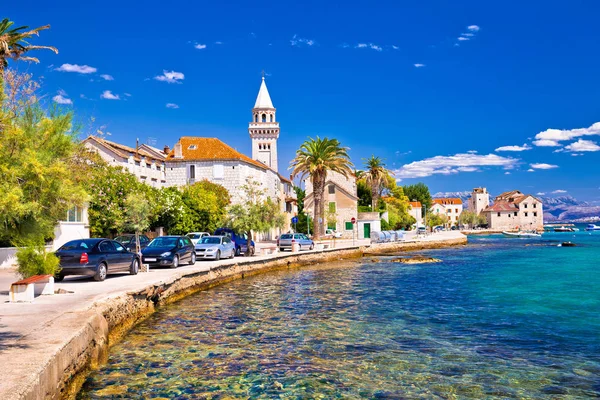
top-left (328, 202), bottom-right (336, 213)
top-left (262, 113), bottom-right (267, 122)
top-left (524, 212), bottom-right (528, 217)
top-left (533, 212), bottom-right (537, 217)
top-left (213, 164), bottom-right (224, 179)
top-left (189, 165), bottom-right (196, 180)
top-left (134, 160), bottom-right (140, 166)
top-left (455, 208), bottom-right (458, 213)
top-left (514, 212), bottom-right (518, 216)
top-left (188, 145), bottom-right (197, 150)
top-left (533, 203), bottom-right (537, 208)
top-left (345, 222), bottom-right (353, 230)
top-left (66, 206), bottom-right (83, 222)
top-left (497, 212), bottom-right (501, 217)
top-left (328, 184), bottom-right (335, 194)
top-left (524, 203), bottom-right (528, 208)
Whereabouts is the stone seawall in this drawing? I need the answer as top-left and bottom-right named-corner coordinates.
top-left (1, 235), bottom-right (467, 400)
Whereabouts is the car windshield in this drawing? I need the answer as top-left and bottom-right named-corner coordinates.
top-left (200, 237), bottom-right (221, 245)
top-left (114, 236), bottom-right (132, 244)
top-left (187, 234), bottom-right (201, 239)
top-left (148, 237), bottom-right (178, 248)
top-left (280, 234), bottom-right (293, 239)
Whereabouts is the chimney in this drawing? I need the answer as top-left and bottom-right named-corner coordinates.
top-left (163, 145), bottom-right (171, 155)
top-left (174, 142), bottom-right (183, 158)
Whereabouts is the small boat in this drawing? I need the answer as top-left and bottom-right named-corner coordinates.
top-left (585, 224), bottom-right (600, 231)
top-left (502, 231), bottom-right (542, 238)
top-left (554, 226), bottom-right (576, 232)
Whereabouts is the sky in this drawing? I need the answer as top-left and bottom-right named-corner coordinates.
top-left (6, 0), bottom-right (600, 201)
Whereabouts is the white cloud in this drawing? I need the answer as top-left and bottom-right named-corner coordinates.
top-left (533, 122), bottom-right (600, 147)
top-left (290, 35), bottom-right (315, 47)
top-left (414, 63), bottom-right (426, 68)
top-left (505, 171), bottom-right (511, 175)
top-left (537, 192), bottom-right (546, 195)
top-left (530, 163), bottom-right (558, 170)
top-left (340, 43), bottom-right (350, 48)
top-left (124, 93), bottom-right (132, 97)
top-left (355, 43), bottom-right (382, 51)
top-left (100, 90), bottom-right (120, 100)
top-left (461, 33), bottom-right (475, 38)
top-left (527, 169), bottom-right (535, 172)
top-left (154, 70), bottom-right (185, 84)
top-left (393, 152), bottom-right (517, 180)
top-left (55, 63), bottom-right (97, 74)
top-left (215, 41), bottom-right (223, 45)
top-left (495, 144), bottom-right (531, 152)
top-left (79, 94), bottom-right (87, 99)
top-left (166, 103), bottom-right (179, 109)
top-left (391, 45), bottom-right (399, 50)
top-left (457, 36), bottom-right (470, 41)
top-left (194, 43), bottom-right (207, 50)
top-left (100, 74), bottom-right (114, 81)
top-left (53, 90), bottom-right (72, 104)
top-left (467, 25), bottom-right (480, 32)
top-left (552, 189), bottom-right (567, 194)
top-left (564, 139), bottom-right (600, 152)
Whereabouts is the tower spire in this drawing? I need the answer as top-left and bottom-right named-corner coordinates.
top-left (249, 76), bottom-right (279, 172)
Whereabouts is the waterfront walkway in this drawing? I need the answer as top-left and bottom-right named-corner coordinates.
top-left (0, 231), bottom-right (465, 400)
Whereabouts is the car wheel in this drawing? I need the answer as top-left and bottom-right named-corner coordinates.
top-left (309, 243), bottom-right (314, 250)
top-left (130, 259), bottom-right (139, 275)
top-left (230, 249), bottom-right (235, 259)
top-left (215, 250), bottom-right (221, 261)
top-left (235, 247), bottom-right (241, 256)
top-left (55, 273), bottom-right (65, 282)
top-left (94, 263), bottom-right (107, 281)
top-left (189, 252), bottom-right (196, 265)
top-left (171, 255), bottom-right (179, 268)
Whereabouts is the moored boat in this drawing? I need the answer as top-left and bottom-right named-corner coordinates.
top-left (586, 224), bottom-right (600, 231)
top-left (554, 226), bottom-right (577, 232)
top-left (502, 231), bottom-right (542, 238)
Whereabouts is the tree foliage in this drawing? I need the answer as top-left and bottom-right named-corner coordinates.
top-left (403, 182), bottom-right (433, 211)
top-left (382, 185), bottom-right (415, 230)
top-left (427, 212), bottom-right (448, 228)
top-left (290, 137), bottom-right (353, 240)
top-left (362, 155), bottom-right (391, 210)
top-left (458, 210), bottom-right (478, 228)
top-left (16, 242), bottom-right (60, 278)
top-left (227, 177), bottom-right (285, 254)
top-left (181, 180), bottom-right (230, 233)
top-left (0, 71), bottom-right (86, 246)
top-left (124, 192), bottom-right (153, 253)
top-left (293, 186), bottom-right (313, 234)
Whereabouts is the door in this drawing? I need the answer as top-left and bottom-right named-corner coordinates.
top-left (98, 240), bottom-right (120, 272)
top-left (363, 223), bottom-right (371, 239)
top-left (112, 241), bottom-right (132, 270)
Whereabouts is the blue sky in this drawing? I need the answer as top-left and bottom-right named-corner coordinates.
top-left (6, 0), bottom-right (600, 200)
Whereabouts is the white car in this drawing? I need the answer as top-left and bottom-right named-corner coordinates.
top-left (186, 232), bottom-right (210, 245)
top-left (195, 236), bottom-right (235, 260)
top-left (324, 229), bottom-right (343, 238)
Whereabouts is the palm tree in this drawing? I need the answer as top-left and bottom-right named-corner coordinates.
top-left (290, 137), bottom-right (353, 240)
top-left (0, 18), bottom-right (57, 89)
top-left (363, 155), bottom-right (390, 210)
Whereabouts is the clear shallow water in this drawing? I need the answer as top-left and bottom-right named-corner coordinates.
top-left (79, 229), bottom-right (600, 399)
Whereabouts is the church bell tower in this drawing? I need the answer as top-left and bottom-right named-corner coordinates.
top-left (249, 76), bottom-right (279, 172)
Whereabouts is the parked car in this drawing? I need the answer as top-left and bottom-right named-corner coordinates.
top-left (186, 232), bottom-right (210, 245)
top-left (324, 229), bottom-right (343, 238)
top-left (277, 233), bottom-right (314, 251)
top-left (114, 234), bottom-right (151, 252)
top-left (141, 236), bottom-right (196, 268)
top-left (417, 226), bottom-right (427, 235)
top-left (433, 225), bottom-right (444, 232)
top-left (55, 238), bottom-right (140, 282)
top-left (214, 228), bottom-right (255, 256)
top-left (195, 236), bottom-right (235, 260)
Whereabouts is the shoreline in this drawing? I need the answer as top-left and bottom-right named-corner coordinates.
top-left (0, 233), bottom-right (466, 400)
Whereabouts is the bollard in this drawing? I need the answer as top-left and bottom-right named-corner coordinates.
top-left (291, 242), bottom-right (300, 253)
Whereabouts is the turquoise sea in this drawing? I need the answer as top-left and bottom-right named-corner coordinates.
top-left (79, 227), bottom-right (600, 399)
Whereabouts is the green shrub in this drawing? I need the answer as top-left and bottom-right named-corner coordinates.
top-left (16, 244), bottom-right (60, 279)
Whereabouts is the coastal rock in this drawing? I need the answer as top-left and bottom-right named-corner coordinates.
top-left (390, 256), bottom-right (441, 264)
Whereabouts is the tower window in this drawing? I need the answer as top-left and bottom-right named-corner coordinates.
top-left (262, 114), bottom-right (267, 122)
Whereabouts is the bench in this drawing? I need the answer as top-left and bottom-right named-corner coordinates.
top-left (10, 274), bottom-right (54, 303)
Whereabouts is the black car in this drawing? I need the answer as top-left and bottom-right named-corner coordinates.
top-left (55, 238), bottom-right (141, 282)
top-left (115, 234), bottom-right (151, 252)
top-left (141, 236), bottom-right (196, 268)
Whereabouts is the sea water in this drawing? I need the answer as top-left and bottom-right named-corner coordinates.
top-left (78, 229), bottom-right (600, 398)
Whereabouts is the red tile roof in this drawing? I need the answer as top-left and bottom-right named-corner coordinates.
top-left (409, 201), bottom-right (422, 208)
top-left (483, 201), bottom-right (518, 212)
top-left (167, 137), bottom-right (267, 170)
top-left (433, 198), bottom-right (463, 205)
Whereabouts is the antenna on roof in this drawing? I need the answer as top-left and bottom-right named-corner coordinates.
top-left (136, 138), bottom-right (139, 157)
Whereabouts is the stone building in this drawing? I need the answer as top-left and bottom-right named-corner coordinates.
top-left (482, 190), bottom-right (543, 231)
top-left (431, 198), bottom-right (463, 226)
top-left (83, 136), bottom-right (167, 188)
top-left (468, 187), bottom-right (490, 215)
top-left (304, 171), bottom-right (358, 238)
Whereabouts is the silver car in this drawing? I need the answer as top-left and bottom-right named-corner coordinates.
top-left (277, 233), bottom-right (314, 252)
top-left (195, 236), bottom-right (235, 260)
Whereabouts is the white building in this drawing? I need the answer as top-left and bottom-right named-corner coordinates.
top-left (53, 205), bottom-right (90, 250)
top-left (468, 187), bottom-right (490, 215)
top-left (431, 198), bottom-right (463, 226)
top-left (83, 136), bottom-right (167, 188)
top-left (250, 77), bottom-right (280, 172)
top-left (482, 190), bottom-right (543, 231)
top-left (304, 171), bottom-right (358, 238)
top-left (408, 201), bottom-right (423, 225)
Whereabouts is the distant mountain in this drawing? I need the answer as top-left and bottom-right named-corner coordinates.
top-left (432, 191), bottom-right (600, 222)
top-left (431, 191), bottom-right (472, 203)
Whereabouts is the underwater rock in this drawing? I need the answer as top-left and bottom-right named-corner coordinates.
top-left (390, 256), bottom-right (441, 264)
top-left (560, 242), bottom-right (577, 247)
